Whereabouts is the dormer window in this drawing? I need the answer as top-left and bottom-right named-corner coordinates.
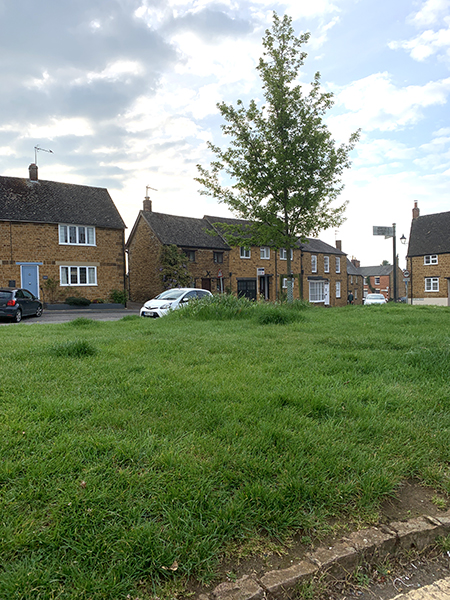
top-left (59, 224), bottom-right (95, 246)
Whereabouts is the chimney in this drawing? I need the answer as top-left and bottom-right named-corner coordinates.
top-left (29, 163), bottom-right (38, 181)
top-left (143, 196), bottom-right (152, 212)
top-left (335, 240), bottom-right (342, 251)
top-left (351, 258), bottom-right (360, 268)
top-left (412, 200), bottom-right (419, 220)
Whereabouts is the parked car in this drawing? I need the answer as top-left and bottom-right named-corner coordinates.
top-left (0, 288), bottom-right (43, 322)
top-left (364, 293), bottom-right (387, 306)
top-left (140, 288), bottom-right (213, 318)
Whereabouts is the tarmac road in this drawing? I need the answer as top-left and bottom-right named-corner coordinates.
top-left (0, 306), bottom-right (141, 325)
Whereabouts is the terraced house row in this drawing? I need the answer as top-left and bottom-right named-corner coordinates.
top-left (3, 167), bottom-right (446, 307)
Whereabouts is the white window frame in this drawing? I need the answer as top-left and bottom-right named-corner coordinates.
top-left (260, 246), bottom-right (270, 260)
top-left (336, 281), bottom-right (341, 298)
top-left (279, 248), bottom-right (293, 260)
top-left (424, 255), bottom-right (438, 265)
top-left (59, 224), bottom-right (96, 246)
top-left (60, 266), bottom-right (97, 286)
top-left (335, 256), bottom-right (341, 274)
top-left (311, 255), bottom-right (317, 273)
top-left (324, 256), bottom-right (330, 273)
top-left (240, 247), bottom-right (251, 259)
top-left (309, 281), bottom-right (325, 303)
top-left (354, 289), bottom-right (358, 300)
top-left (374, 276), bottom-right (380, 285)
top-left (425, 277), bottom-right (439, 292)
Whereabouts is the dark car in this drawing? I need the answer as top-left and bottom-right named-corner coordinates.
top-left (0, 288), bottom-right (43, 322)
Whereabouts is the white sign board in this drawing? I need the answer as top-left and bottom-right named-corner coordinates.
top-left (373, 226), bottom-right (394, 237)
top-left (257, 268), bottom-right (265, 276)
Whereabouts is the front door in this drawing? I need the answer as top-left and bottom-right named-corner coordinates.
top-left (201, 278), bottom-right (211, 291)
top-left (324, 282), bottom-right (330, 306)
top-left (21, 265), bottom-right (39, 298)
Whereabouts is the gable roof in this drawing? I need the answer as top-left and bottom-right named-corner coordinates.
top-left (205, 215), bottom-right (346, 255)
top-left (0, 175), bottom-right (125, 229)
top-left (346, 259), bottom-right (364, 276)
top-left (358, 265), bottom-right (393, 277)
top-left (140, 211), bottom-right (230, 250)
top-left (407, 210), bottom-right (450, 257)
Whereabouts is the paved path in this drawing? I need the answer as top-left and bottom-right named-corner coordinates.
top-left (0, 307), bottom-right (141, 325)
top-left (393, 576), bottom-right (450, 599)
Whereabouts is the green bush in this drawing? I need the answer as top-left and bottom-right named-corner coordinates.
top-left (65, 296), bottom-right (90, 306)
top-left (109, 289), bottom-right (128, 305)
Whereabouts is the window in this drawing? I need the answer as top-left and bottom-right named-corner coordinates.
top-left (324, 256), bottom-right (330, 273)
top-left (425, 277), bottom-right (439, 292)
top-left (336, 281), bottom-right (341, 298)
top-left (260, 247), bottom-right (270, 260)
top-left (213, 252), bottom-right (223, 264)
top-left (424, 255), bottom-right (438, 265)
top-left (350, 275), bottom-right (353, 284)
top-left (335, 256), bottom-right (341, 273)
top-left (183, 249), bottom-right (196, 262)
top-left (240, 247), bottom-right (251, 259)
top-left (374, 276), bottom-right (380, 285)
top-left (354, 289), bottom-right (358, 300)
top-left (60, 266), bottom-right (97, 286)
top-left (309, 281), bottom-right (325, 303)
top-left (59, 224), bottom-right (95, 246)
top-left (311, 255), bottom-right (317, 273)
top-left (280, 248), bottom-right (293, 260)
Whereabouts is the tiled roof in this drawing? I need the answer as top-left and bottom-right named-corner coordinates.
top-left (358, 265), bottom-right (393, 277)
top-left (407, 211), bottom-right (450, 256)
top-left (141, 212), bottom-right (230, 250)
top-left (346, 259), bottom-right (363, 276)
top-left (0, 175), bottom-right (125, 229)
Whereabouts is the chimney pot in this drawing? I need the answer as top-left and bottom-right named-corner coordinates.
top-left (412, 200), bottom-right (419, 219)
top-left (29, 163), bottom-right (38, 181)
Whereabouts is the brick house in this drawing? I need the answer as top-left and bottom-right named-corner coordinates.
top-left (406, 201), bottom-right (450, 306)
top-left (126, 200), bottom-right (230, 303)
top-left (127, 204), bottom-right (349, 307)
top-left (0, 164), bottom-right (126, 303)
top-left (346, 258), bottom-right (364, 305)
top-left (358, 264), bottom-right (406, 301)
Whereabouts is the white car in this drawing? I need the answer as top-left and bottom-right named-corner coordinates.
top-left (140, 288), bottom-right (213, 318)
top-left (364, 293), bottom-right (387, 305)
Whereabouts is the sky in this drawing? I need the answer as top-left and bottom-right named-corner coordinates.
top-left (1, 0), bottom-right (449, 268)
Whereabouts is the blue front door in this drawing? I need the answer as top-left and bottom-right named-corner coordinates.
top-left (21, 265), bottom-right (39, 298)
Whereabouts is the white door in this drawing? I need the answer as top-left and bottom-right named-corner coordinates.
top-left (324, 282), bottom-right (330, 305)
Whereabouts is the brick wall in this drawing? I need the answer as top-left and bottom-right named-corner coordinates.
top-left (407, 254), bottom-right (450, 305)
top-left (0, 221), bottom-right (125, 302)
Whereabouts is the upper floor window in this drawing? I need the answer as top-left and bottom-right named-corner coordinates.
top-left (350, 275), bottom-right (353, 284)
top-left (183, 249), bottom-right (196, 262)
top-left (311, 255), bottom-right (317, 273)
top-left (260, 247), bottom-right (270, 260)
top-left (424, 255), bottom-right (438, 265)
top-left (335, 256), bottom-right (341, 273)
top-left (240, 247), bottom-right (251, 259)
top-left (214, 252), bottom-right (223, 264)
top-left (324, 256), bottom-right (330, 273)
top-left (59, 224), bottom-right (95, 246)
top-left (374, 276), bottom-right (380, 285)
top-left (425, 277), bottom-right (439, 292)
top-left (279, 248), bottom-right (293, 260)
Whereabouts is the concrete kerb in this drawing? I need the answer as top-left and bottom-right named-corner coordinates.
top-left (200, 512), bottom-right (450, 600)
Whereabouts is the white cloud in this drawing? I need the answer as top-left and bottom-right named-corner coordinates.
top-left (26, 118), bottom-right (94, 139)
top-left (409, 0), bottom-right (450, 27)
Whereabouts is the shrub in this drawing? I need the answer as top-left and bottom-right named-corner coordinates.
top-left (65, 296), bottom-right (90, 306)
top-left (108, 289), bottom-right (128, 305)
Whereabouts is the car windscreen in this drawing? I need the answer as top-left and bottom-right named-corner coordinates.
top-left (155, 290), bottom-right (185, 300)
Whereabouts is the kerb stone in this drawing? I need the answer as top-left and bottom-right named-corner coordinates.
top-left (259, 560), bottom-right (318, 596)
top-left (211, 575), bottom-right (263, 600)
top-left (307, 542), bottom-right (359, 577)
top-left (344, 526), bottom-right (397, 559)
top-left (389, 517), bottom-right (438, 551)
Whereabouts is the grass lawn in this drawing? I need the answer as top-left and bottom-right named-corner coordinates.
top-left (1, 301), bottom-right (450, 599)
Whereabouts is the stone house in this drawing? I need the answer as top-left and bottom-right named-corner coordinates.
top-left (126, 200), bottom-right (230, 303)
top-left (406, 201), bottom-right (450, 306)
top-left (0, 164), bottom-right (126, 303)
top-left (346, 258), bottom-right (364, 305)
top-left (127, 204), bottom-right (349, 307)
top-left (358, 264), bottom-right (406, 301)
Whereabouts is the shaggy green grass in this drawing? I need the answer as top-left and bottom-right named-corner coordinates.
top-left (1, 303), bottom-right (450, 599)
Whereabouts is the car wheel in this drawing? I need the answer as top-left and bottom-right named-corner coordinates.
top-left (14, 309), bottom-right (22, 323)
top-left (35, 305), bottom-right (43, 318)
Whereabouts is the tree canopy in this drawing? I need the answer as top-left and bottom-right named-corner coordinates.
top-left (196, 13), bottom-right (359, 297)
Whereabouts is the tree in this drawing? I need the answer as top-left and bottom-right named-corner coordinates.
top-left (381, 260), bottom-right (390, 266)
top-left (196, 13), bottom-right (359, 300)
top-left (159, 245), bottom-right (192, 289)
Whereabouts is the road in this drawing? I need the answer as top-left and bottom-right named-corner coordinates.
top-left (0, 307), bottom-right (141, 325)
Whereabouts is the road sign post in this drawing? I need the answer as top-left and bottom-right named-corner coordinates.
top-left (373, 223), bottom-right (397, 301)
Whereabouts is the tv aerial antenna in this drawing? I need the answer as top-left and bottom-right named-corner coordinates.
top-left (146, 185), bottom-right (158, 196)
top-left (34, 145), bottom-right (53, 165)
